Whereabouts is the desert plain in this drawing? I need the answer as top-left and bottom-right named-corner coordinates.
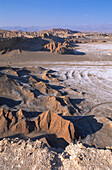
top-left (0, 28), bottom-right (112, 169)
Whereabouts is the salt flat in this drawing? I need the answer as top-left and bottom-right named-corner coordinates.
top-left (77, 42), bottom-right (112, 56)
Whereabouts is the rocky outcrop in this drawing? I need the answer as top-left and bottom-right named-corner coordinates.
top-left (43, 96), bottom-right (75, 116)
top-left (42, 69), bottom-right (59, 82)
top-left (43, 41), bottom-right (74, 54)
top-left (0, 37), bottom-right (48, 54)
top-left (0, 108), bottom-right (75, 147)
top-left (49, 28), bottom-right (79, 35)
top-left (43, 41), bottom-right (61, 53)
top-left (41, 32), bottom-right (52, 38)
top-left (0, 108), bottom-right (27, 135)
top-left (34, 81), bottom-right (61, 96)
top-left (0, 35), bottom-right (74, 55)
top-left (34, 110), bottom-right (75, 144)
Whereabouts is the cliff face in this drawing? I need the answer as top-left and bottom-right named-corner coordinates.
top-left (0, 37), bottom-right (49, 54)
top-left (0, 31), bottom-right (75, 55)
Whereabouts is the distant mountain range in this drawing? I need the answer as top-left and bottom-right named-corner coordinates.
top-left (70, 24), bottom-right (112, 33)
top-left (0, 26), bottom-right (49, 32)
top-left (0, 24), bottom-right (112, 32)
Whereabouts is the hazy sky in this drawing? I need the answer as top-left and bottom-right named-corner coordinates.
top-left (0, 0), bottom-right (112, 27)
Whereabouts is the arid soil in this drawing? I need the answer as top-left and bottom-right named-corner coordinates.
top-left (0, 28), bottom-right (112, 169)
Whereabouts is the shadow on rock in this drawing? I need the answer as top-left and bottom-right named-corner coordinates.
top-left (0, 97), bottom-right (22, 107)
top-left (26, 133), bottom-right (68, 149)
top-left (70, 98), bottom-right (85, 113)
top-left (17, 68), bottom-right (31, 77)
top-left (73, 50), bottom-right (85, 55)
top-left (0, 133), bottom-right (28, 141)
top-left (0, 37), bottom-right (49, 54)
top-left (62, 115), bottom-right (103, 139)
top-left (46, 134), bottom-right (68, 149)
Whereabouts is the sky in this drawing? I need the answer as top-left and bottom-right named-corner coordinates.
top-left (0, 0), bottom-right (112, 27)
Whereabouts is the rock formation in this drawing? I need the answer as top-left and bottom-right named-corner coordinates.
top-left (0, 37), bottom-right (49, 54)
top-left (43, 41), bottom-right (74, 54)
top-left (34, 110), bottom-right (75, 144)
top-left (0, 108), bottom-right (75, 148)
